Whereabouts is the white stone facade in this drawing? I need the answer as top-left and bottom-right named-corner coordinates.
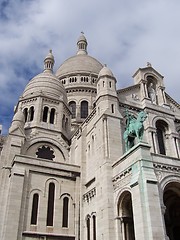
top-left (0, 34), bottom-right (180, 240)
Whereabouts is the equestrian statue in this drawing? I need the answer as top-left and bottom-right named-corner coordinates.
top-left (123, 109), bottom-right (147, 152)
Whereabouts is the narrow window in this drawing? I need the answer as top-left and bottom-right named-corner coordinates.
top-left (46, 183), bottom-right (55, 226)
top-left (50, 108), bottom-right (55, 124)
top-left (65, 118), bottom-right (68, 131)
top-left (43, 107), bottom-right (48, 122)
top-left (69, 101), bottom-right (76, 119)
top-left (29, 106), bottom-right (34, 121)
top-left (109, 81), bottom-right (112, 88)
top-left (93, 215), bottom-right (96, 240)
top-left (156, 120), bottom-right (167, 155)
top-left (87, 217), bottom-right (90, 240)
top-left (111, 104), bottom-right (114, 113)
top-left (62, 197), bottom-right (69, 227)
top-left (157, 127), bottom-right (166, 155)
top-left (81, 101), bottom-right (88, 118)
top-left (62, 114), bottom-right (65, 129)
top-left (31, 193), bottom-right (39, 225)
top-left (23, 108), bottom-right (28, 122)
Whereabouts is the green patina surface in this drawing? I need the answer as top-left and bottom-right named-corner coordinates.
top-left (123, 109), bottom-right (147, 151)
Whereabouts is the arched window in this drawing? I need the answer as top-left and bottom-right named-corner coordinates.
top-left (93, 215), bottom-right (96, 240)
top-left (29, 106), bottom-right (34, 121)
top-left (65, 118), bottom-right (68, 131)
top-left (118, 191), bottom-right (135, 240)
top-left (164, 182), bottom-right (180, 240)
top-left (50, 108), bottom-right (55, 124)
top-left (46, 183), bottom-right (55, 226)
top-left (156, 120), bottom-right (168, 155)
top-left (69, 101), bottom-right (76, 119)
top-left (111, 104), bottom-right (114, 113)
top-left (31, 193), bottom-right (39, 225)
top-left (62, 197), bottom-right (69, 227)
top-left (23, 108), bottom-right (28, 122)
top-left (62, 114), bottom-right (65, 129)
top-left (43, 106), bottom-right (49, 122)
top-left (81, 101), bottom-right (88, 118)
top-left (86, 216), bottom-right (91, 240)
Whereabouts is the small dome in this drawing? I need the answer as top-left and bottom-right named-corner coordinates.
top-left (22, 50), bottom-right (67, 101)
top-left (98, 65), bottom-right (114, 78)
top-left (45, 49), bottom-right (54, 61)
top-left (77, 33), bottom-right (87, 43)
top-left (22, 71), bottom-right (67, 101)
top-left (44, 50), bottom-right (55, 73)
top-left (12, 109), bottom-right (25, 123)
top-left (9, 109), bottom-right (25, 133)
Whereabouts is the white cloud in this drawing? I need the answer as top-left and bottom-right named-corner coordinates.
top-left (0, 0), bottom-right (180, 133)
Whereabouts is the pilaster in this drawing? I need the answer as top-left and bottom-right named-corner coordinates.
top-left (130, 142), bottom-right (166, 240)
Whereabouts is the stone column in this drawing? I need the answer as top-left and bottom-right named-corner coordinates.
top-left (140, 80), bottom-right (148, 100)
top-left (130, 142), bottom-right (166, 240)
top-left (2, 166), bottom-right (25, 240)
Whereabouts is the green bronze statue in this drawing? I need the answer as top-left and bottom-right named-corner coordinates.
top-left (123, 109), bottom-right (147, 151)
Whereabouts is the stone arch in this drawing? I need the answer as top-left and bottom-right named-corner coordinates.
top-left (42, 106), bottom-right (49, 122)
top-left (69, 100), bottom-right (76, 119)
top-left (144, 73), bottom-right (158, 83)
top-left (156, 120), bottom-right (169, 155)
top-left (117, 190), bottom-right (135, 240)
top-left (59, 193), bottom-right (74, 230)
top-left (145, 74), bottom-right (158, 104)
top-left (23, 107), bottom-right (28, 122)
top-left (151, 117), bottom-right (171, 155)
top-left (44, 178), bottom-right (59, 198)
top-left (24, 138), bottom-right (68, 162)
top-left (28, 189), bottom-right (42, 228)
top-left (152, 116), bottom-right (171, 131)
top-left (29, 106), bottom-right (35, 121)
top-left (49, 108), bottom-right (56, 124)
top-left (85, 214), bottom-right (91, 240)
top-left (163, 181), bottom-right (180, 240)
top-left (80, 100), bottom-right (89, 118)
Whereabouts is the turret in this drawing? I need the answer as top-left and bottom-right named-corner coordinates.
top-left (96, 65), bottom-right (120, 116)
top-left (76, 32), bottom-right (88, 55)
top-left (44, 49), bottom-right (55, 73)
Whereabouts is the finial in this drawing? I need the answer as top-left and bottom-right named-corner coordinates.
top-left (77, 33), bottom-right (88, 55)
top-left (44, 49), bottom-right (54, 73)
top-left (104, 64), bottom-right (107, 67)
top-left (147, 62), bottom-right (152, 67)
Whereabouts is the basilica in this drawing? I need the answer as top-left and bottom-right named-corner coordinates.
top-left (0, 33), bottom-right (179, 240)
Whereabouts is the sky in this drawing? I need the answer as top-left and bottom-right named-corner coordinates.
top-left (0, 0), bottom-right (180, 134)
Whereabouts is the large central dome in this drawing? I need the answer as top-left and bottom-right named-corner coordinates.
top-left (56, 33), bottom-right (103, 78)
top-left (56, 54), bottom-right (103, 77)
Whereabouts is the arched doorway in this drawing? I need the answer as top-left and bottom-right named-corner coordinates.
top-left (164, 182), bottom-right (180, 240)
top-left (118, 191), bottom-right (135, 240)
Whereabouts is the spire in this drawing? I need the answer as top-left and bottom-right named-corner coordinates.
top-left (77, 32), bottom-right (88, 55)
top-left (44, 49), bottom-right (55, 73)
